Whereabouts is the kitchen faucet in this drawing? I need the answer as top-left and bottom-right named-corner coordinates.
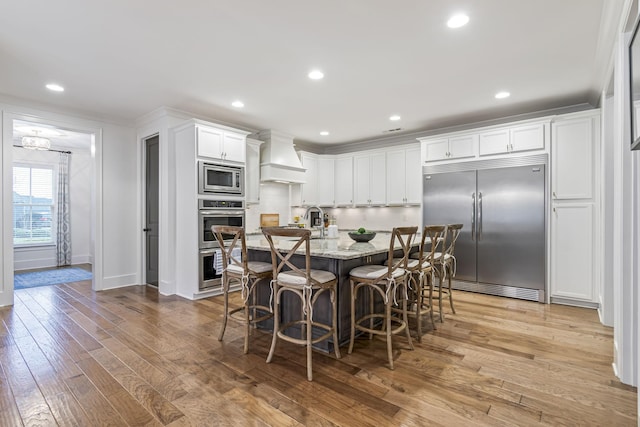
top-left (303, 206), bottom-right (325, 238)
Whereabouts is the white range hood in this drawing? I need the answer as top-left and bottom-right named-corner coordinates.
top-left (257, 129), bottom-right (306, 184)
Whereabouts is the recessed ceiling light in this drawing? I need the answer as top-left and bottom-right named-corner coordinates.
top-left (495, 91), bottom-right (511, 99)
top-left (308, 70), bottom-right (324, 80)
top-left (231, 100), bottom-right (244, 108)
top-left (320, 131), bottom-right (330, 136)
top-left (46, 83), bottom-right (64, 92)
top-left (389, 115), bottom-right (401, 121)
top-left (447, 14), bottom-right (469, 28)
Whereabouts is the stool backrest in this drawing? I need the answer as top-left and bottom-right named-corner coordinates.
top-left (420, 225), bottom-right (446, 265)
top-left (385, 226), bottom-right (418, 277)
top-left (444, 223), bottom-right (463, 258)
top-left (211, 225), bottom-right (247, 271)
top-left (262, 227), bottom-right (321, 286)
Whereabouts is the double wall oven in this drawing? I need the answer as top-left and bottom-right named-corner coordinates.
top-left (198, 198), bottom-right (245, 291)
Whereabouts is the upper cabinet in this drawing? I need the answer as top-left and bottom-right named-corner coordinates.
top-left (196, 124), bottom-right (245, 163)
top-left (245, 138), bottom-right (262, 204)
top-left (317, 156), bottom-right (335, 206)
top-left (423, 134), bottom-right (476, 162)
top-left (299, 152), bottom-right (319, 206)
top-left (420, 119), bottom-right (549, 163)
top-left (386, 146), bottom-right (421, 205)
top-left (551, 115), bottom-right (597, 200)
top-left (354, 152), bottom-right (386, 206)
top-left (292, 152), bottom-right (335, 207)
top-left (479, 123), bottom-right (545, 156)
top-left (334, 155), bottom-right (353, 206)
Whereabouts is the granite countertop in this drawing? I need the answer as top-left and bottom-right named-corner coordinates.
top-left (246, 231), bottom-right (418, 260)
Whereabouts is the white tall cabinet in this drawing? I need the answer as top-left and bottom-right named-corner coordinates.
top-left (171, 119), bottom-right (249, 300)
top-left (550, 112), bottom-right (600, 306)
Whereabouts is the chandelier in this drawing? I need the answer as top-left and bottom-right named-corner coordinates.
top-left (21, 130), bottom-right (51, 150)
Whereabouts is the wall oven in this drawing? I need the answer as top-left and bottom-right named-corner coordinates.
top-left (198, 199), bottom-right (245, 291)
top-left (199, 161), bottom-right (244, 196)
top-left (198, 199), bottom-right (245, 249)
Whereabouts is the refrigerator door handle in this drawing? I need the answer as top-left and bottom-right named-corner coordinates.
top-left (478, 192), bottom-right (483, 240)
top-left (471, 192), bottom-right (476, 241)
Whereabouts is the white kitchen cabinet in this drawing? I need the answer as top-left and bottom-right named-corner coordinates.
top-left (196, 125), bottom-right (245, 163)
top-left (334, 155), bottom-right (354, 206)
top-left (386, 146), bottom-right (421, 205)
top-left (299, 152), bottom-right (318, 206)
top-left (478, 123), bottom-right (545, 156)
top-left (422, 134), bottom-right (476, 162)
top-left (550, 203), bottom-right (595, 302)
top-left (245, 138), bottom-right (262, 204)
top-left (552, 116), bottom-right (595, 200)
top-left (317, 156), bottom-right (335, 206)
top-left (549, 110), bottom-right (600, 306)
top-left (354, 152), bottom-right (386, 206)
top-left (170, 119), bottom-right (249, 300)
top-left (511, 123), bottom-right (545, 152)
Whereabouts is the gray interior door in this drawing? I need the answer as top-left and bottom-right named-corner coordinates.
top-left (422, 170), bottom-right (477, 282)
top-left (145, 136), bottom-right (159, 286)
top-left (476, 165), bottom-right (545, 289)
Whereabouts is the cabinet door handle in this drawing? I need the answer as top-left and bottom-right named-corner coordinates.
top-left (552, 191), bottom-right (557, 199)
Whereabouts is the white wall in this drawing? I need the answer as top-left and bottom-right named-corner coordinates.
top-left (100, 122), bottom-right (138, 289)
top-left (1, 98), bottom-right (138, 307)
top-left (13, 146), bottom-right (92, 271)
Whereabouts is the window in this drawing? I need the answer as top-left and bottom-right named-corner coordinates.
top-left (13, 164), bottom-right (55, 245)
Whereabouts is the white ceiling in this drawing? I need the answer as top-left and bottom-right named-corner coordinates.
top-left (0, 1), bottom-right (623, 146)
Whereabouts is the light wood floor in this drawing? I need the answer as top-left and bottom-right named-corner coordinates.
top-left (0, 282), bottom-right (636, 426)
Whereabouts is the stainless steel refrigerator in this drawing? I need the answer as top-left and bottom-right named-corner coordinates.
top-left (422, 155), bottom-right (546, 302)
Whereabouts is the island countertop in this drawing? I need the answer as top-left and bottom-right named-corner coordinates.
top-left (246, 231), bottom-right (419, 260)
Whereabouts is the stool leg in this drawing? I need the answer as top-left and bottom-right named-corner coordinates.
top-left (218, 275), bottom-right (229, 341)
top-left (348, 279), bottom-right (356, 355)
top-left (428, 272), bottom-right (436, 330)
top-left (306, 292), bottom-right (313, 381)
top-left (403, 282), bottom-right (414, 351)
top-left (266, 285), bottom-right (280, 364)
top-left (438, 268), bottom-right (444, 322)
top-left (243, 301), bottom-right (250, 354)
top-left (385, 298), bottom-right (394, 370)
top-left (448, 266), bottom-right (456, 314)
top-left (416, 273), bottom-right (423, 342)
top-left (331, 287), bottom-right (341, 359)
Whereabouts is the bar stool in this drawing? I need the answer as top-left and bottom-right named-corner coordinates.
top-left (409, 225), bottom-right (446, 340)
top-left (212, 226), bottom-right (273, 354)
top-left (262, 227), bottom-right (341, 382)
top-left (348, 226), bottom-right (418, 370)
top-left (432, 224), bottom-right (463, 321)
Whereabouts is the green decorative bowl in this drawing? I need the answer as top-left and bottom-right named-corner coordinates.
top-left (348, 231), bottom-right (376, 242)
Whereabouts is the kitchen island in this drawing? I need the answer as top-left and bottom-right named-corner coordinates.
top-left (246, 230), bottom-right (418, 352)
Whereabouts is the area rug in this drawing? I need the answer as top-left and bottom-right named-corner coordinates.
top-left (14, 267), bottom-right (92, 290)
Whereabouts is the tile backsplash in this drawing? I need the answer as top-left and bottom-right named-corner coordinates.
top-left (246, 183), bottom-right (422, 233)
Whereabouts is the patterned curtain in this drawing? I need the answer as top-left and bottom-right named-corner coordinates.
top-left (56, 152), bottom-right (72, 266)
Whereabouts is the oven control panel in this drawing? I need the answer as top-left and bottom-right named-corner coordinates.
top-left (199, 199), bottom-right (244, 209)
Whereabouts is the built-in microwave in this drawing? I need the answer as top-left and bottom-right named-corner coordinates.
top-left (199, 161), bottom-right (244, 196)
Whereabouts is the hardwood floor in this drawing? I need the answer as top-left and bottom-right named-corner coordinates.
top-left (0, 282), bottom-right (636, 426)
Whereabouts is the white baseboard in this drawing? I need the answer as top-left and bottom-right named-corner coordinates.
top-left (101, 273), bottom-right (138, 290)
top-left (15, 253), bottom-right (93, 272)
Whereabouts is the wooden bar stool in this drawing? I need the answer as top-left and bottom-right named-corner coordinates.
top-left (262, 227), bottom-right (341, 381)
top-left (348, 226), bottom-right (417, 370)
top-left (212, 226), bottom-right (273, 354)
top-left (432, 223), bottom-right (463, 321)
top-left (409, 225), bottom-right (446, 340)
